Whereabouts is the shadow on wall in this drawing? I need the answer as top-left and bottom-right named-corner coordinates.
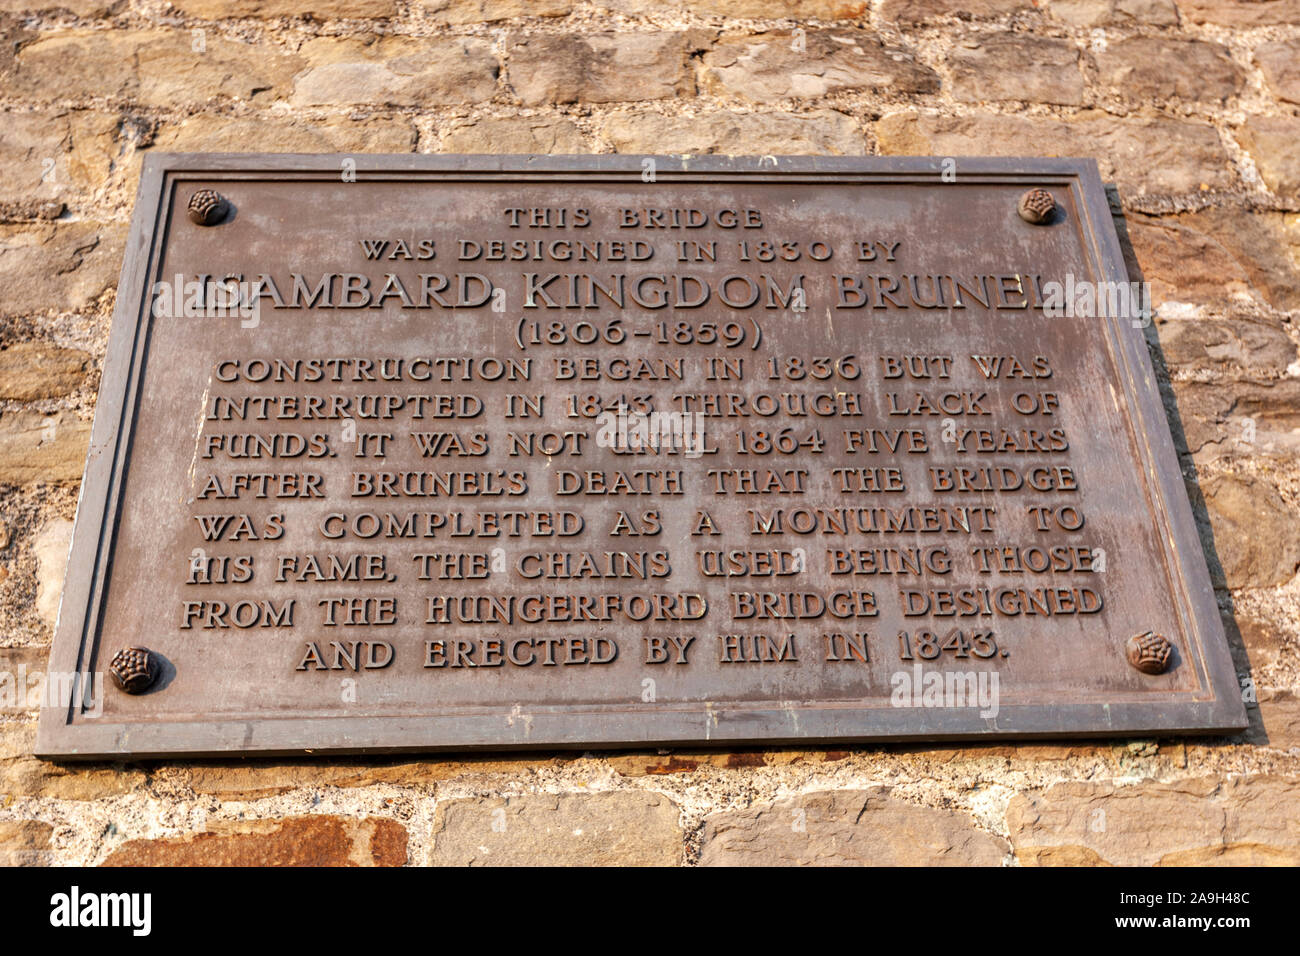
top-left (1106, 184), bottom-right (1258, 748)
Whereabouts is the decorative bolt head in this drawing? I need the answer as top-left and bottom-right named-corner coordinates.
top-left (1126, 631), bottom-right (1173, 675)
top-left (109, 646), bottom-right (158, 694)
top-left (187, 189), bottom-right (228, 226)
top-left (1018, 188), bottom-right (1056, 225)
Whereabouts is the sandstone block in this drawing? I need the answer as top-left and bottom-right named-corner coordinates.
top-left (602, 109), bottom-right (865, 155)
top-left (700, 789), bottom-right (1009, 865)
top-left (510, 32), bottom-right (691, 105)
top-left (103, 816), bottom-right (407, 866)
top-left (431, 791), bottom-right (683, 866)
top-left (702, 31), bottom-right (938, 101)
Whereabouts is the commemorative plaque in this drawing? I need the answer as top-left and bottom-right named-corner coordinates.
top-left (37, 155), bottom-right (1247, 758)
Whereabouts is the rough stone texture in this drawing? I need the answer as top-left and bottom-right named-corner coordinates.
top-left (702, 32), bottom-right (938, 101)
top-left (1201, 474), bottom-right (1300, 588)
top-left (1255, 40), bottom-right (1300, 106)
top-left (1, 755), bottom-right (147, 800)
top-left (0, 0), bottom-right (117, 14)
top-left (1176, 207), bottom-right (1300, 313)
top-left (948, 34), bottom-right (1084, 106)
top-left (602, 109), bottom-right (866, 155)
top-left (1172, 380), bottom-right (1300, 461)
top-left (1258, 689), bottom-right (1300, 752)
top-left (1047, 0), bottom-right (1179, 25)
top-left (0, 413), bottom-right (91, 485)
top-left (1176, 0), bottom-right (1300, 26)
top-left (415, 0), bottom-right (572, 21)
top-left (169, 0), bottom-right (399, 16)
top-left (1124, 214), bottom-right (1259, 310)
top-left (0, 110), bottom-right (119, 206)
top-left (0, 343), bottom-right (90, 401)
top-left (1157, 317), bottom-right (1296, 375)
top-left (32, 518), bottom-right (73, 627)
top-left (700, 789), bottom-right (1009, 865)
top-left (293, 37), bottom-right (498, 107)
top-left (1238, 116), bottom-right (1300, 200)
top-left (511, 33), bottom-right (692, 105)
top-left (431, 792), bottom-right (683, 865)
top-left (0, 0), bottom-right (1296, 870)
top-left (876, 110), bottom-right (1233, 196)
top-left (102, 816), bottom-right (408, 866)
top-left (153, 114), bottom-right (416, 154)
top-left (5, 30), bottom-right (303, 107)
top-left (162, 754), bottom-right (571, 798)
top-left (441, 115), bottom-right (587, 153)
top-left (1009, 777), bottom-right (1300, 865)
top-left (881, 0), bottom-right (1031, 23)
top-left (0, 646), bottom-right (48, 714)
top-left (0, 820), bottom-right (53, 865)
top-left (599, 0), bottom-right (869, 15)
top-left (1094, 37), bottom-right (1243, 103)
top-left (0, 221), bottom-right (125, 316)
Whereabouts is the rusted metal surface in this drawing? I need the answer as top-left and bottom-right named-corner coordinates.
top-left (36, 155), bottom-right (1246, 758)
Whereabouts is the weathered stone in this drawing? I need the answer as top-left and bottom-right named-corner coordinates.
top-left (602, 109), bottom-right (865, 155)
top-left (0, 221), bottom-right (125, 315)
top-left (293, 37), bottom-right (498, 107)
top-left (700, 789), bottom-right (1009, 865)
top-left (1156, 317), bottom-right (1296, 374)
top-left (1177, 0), bottom-right (1300, 26)
top-left (168, 0), bottom-right (398, 16)
top-left (1124, 209), bottom-right (1300, 317)
top-left (877, 110), bottom-right (1233, 196)
top-left (0, 0), bottom-right (120, 14)
top-left (440, 116), bottom-right (587, 153)
top-left (0, 646), bottom-right (51, 715)
top-left (0, 200), bottom-right (65, 222)
top-left (0, 413), bottom-right (91, 485)
top-left (510, 32), bottom-right (691, 105)
top-left (170, 755), bottom-right (569, 798)
top-left (1180, 206), bottom-right (1300, 312)
top-left (948, 34), bottom-right (1083, 106)
top-left (702, 31), bottom-right (938, 101)
top-left (0, 110), bottom-right (118, 206)
top-left (1258, 689), bottom-right (1300, 752)
top-left (0, 720), bottom-right (34, 760)
top-left (1123, 214), bottom-right (1257, 310)
top-left (0, 820), bottom-right (52, 865)
top-left (5, 30), bottom-right (303, 107)
top-left (414, 0), bottom-right (571, 21)
top-left (881, 0), bottom-right (1031, 23)
top-left (0, 756), bottom-right (147, 800)
top-left (431, 792), bottom-right (683, 866)
top-left (1239, 116), bottom-right (1300, 200)
top-left (102, 816), bottom-right (407, 866)
top-left (1201, 473), bottom-right (1300, 588)
top-left (1095, 37), bottom-right (1242, 102)
top-left (1255, 40), bottom-right (1300, 105)
top-left (1047, 0), bottom-right (1179, 25)
top-left (0, 343), bottom-right (91, 401)
top-left (606, 750), bottom-right (791, 776)
top-left (1009, 777), bottom-right (1300, 865)
top-left (153, 114), bottom-right (415, 153)
top-left (1234, 609), bottom-right (1289, 671)
top-left (32, 518), bottom-right (73, 627)
top-left (597, 0), bottom-right (869, 15)
top-left (1170, 379), bottom-right (1300, 460)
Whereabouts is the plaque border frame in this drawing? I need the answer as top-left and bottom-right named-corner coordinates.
top-left (36, 154), bottom-right (1248, 759)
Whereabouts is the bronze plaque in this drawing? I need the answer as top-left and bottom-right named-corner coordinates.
top-left (37, 155), bottom-right (1246, 758)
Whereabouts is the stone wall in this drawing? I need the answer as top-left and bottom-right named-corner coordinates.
top-left (1, 0), bottom-right (1297, 866)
